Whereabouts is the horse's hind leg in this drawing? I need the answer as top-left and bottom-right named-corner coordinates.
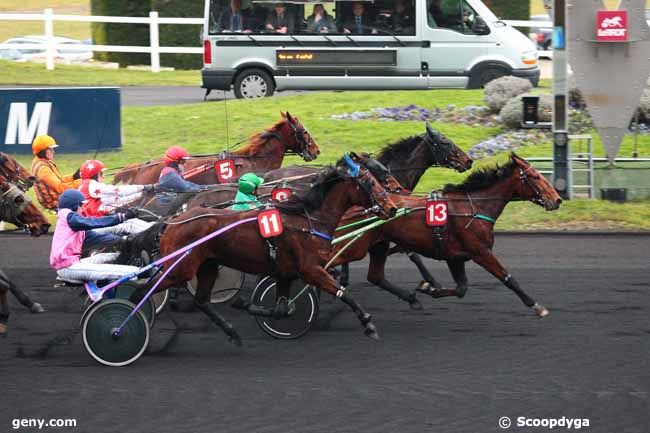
top-left (0, 287), bottom-right (9, 335)
top-left (419, 259), bottom-right (469, 299)
top-left (367, 242), bottom-right (422, 310)
top-left (0, 270), bottom-right (43, 313)
top-left (407, 253), bottom-right (443, 293)
top-left (472, 251), bottom-right (549, 317)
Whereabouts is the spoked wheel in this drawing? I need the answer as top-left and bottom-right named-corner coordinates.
top-left (82, 299), bottom-right (150, 367)
top-left (250, 277), bottom-right (319, 340)
top-left (152, 290), bottom-right (169, 315)
top-left (187, 266), bottom-right (244, 304)
top-left (113, 283), bottom-right (156, 327)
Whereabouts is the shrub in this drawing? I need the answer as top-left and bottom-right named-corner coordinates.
top-left (499, 93), bottom-right (552, 129)
top-left (639, 88), bottom-right (650, 124)
top-left (483, 76), bottom-right (532, 113)
top-left (152, 0), bottom-right (204, 70)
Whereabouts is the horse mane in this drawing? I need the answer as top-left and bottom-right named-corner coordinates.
top-left (376, 135), bottom-right (423, 165)
top-left (231, 118), bottom-right (287, 156)
top-left (275, 164), bottom-right (344, 214)
top-left (442, 155), bottom-right (517, 193)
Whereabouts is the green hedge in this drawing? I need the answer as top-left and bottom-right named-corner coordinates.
top-left (90, 0), bottom-right (151, 67)
top-left (484, 0), bottom-right (530, 21)
top-left (152, 0), bottom-right (204, 70)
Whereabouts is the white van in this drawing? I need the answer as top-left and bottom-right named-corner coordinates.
top-left (202, 0), bottom-right (540, 98)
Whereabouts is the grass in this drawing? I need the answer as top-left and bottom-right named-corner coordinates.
top-left (0, 60), bottom-right (200, 86)
top-left (7, 88), bottom-right (650, 231)
top-left (0, 0), bottom-right (90, 42)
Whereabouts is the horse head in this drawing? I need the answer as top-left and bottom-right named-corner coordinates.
top-left (511, 153), bottom-right (562, 211)
top-left (349, 152), bottom-right (404, 192)
top-left (279, 111), bottom-right (320, 162)
top-left (342, 152), bottom-right (398, 218)
top-left (424, 124), bottom-right (473, 172)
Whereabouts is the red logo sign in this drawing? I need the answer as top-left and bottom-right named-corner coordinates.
top-left (271, 188), bottom-right (292, 202)
top-left (426, 200), bottom-right (448, 227)
top-left (214, 159), bottom-right (236, 183)
top-left (596, 10), bottom-right (628, 41)
top-left (258, 209), bottom-right (284, 238)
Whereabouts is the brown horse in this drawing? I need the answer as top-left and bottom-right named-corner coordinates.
top-left (0, 152), bottom-right (51, 334)
top-left (113, 112), bottom-right (320, 185)
top-left (134, 155), bottom-right (398, 345)
top-left (327, 154), bottom-right (562, 316)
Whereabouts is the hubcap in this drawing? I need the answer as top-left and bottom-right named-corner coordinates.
top-left (241, 75), bottom-right (267, 98)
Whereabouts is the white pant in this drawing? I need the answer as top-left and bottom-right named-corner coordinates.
top-left (57, 253), bottom-right (139, 283)
top-left (93, 218), bottom-right (152, 237)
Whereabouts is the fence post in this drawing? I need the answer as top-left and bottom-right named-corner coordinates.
top-left (149, 11), bottom-right (160, 73)
top-left (44, 8), bottom-right (55, 70)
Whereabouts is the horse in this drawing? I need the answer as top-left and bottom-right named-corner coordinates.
top-left (130, 154), bottom-right (398, 345)
top-left (0, 152), bottom-right (51, 334)
top-left (112, 112), bottom-right (320, 185)
top-left (326, 153), bottom-right (562, 316)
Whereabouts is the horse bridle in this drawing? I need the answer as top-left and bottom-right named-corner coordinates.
top-left (0, 182), bottom-right (32, 226)
top-left (423, 132), bottom-right (464, 171)
top-left (354, 165), bottom-right (392, 216)
top-left (518, 165), bottom-right (545, 206)
top-left (284, 120), bottom-right (316, 161)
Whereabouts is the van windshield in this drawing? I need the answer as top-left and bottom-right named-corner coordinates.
top-left (207, 0), bottom-right (416, 36)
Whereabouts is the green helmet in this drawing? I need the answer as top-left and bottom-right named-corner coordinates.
top-left (238, 172), bottom-right (264, 194)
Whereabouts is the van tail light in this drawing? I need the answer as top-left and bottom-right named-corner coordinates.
top-left (203, 40), bottom-right (211, 65)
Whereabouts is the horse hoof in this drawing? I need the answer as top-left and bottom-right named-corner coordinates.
top-left (364, 323), bottom-right (380, 340)
top-left (416, 281), bottom-right (430, 292)
top-left (409, 298), bottom-right (423, 310)
top-left (533, 303), bottom-right (550, 317)
top-left (30, 302), bottom-right (45, 314)
top-left (228, 333), bottom-right (243, 347)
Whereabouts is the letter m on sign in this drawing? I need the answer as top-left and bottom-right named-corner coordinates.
top-left (4, 102), bottom-right (52, 145)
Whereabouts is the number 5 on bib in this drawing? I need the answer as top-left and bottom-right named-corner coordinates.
top-left (258, 209), bottom-right (284, 238)
top-left (426, 200), bottom-right (448, 227)
top-left (215, 159), bottom-right (236, 183)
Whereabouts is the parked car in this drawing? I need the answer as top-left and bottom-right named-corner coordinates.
top-left (1, 35), bottom-right (93, 62)
top-left (0, 48), bottom-right (24, 61)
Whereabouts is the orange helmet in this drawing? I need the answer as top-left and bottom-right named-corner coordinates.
top-left (80, 160), bottom-right (107, 180)
top-left (32, 135), bottom-right (58, 155)
top-left (164, 146), bottom-right (189, 165)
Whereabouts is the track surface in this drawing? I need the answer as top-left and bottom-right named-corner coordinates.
top-left (1, 233), bottom-right (649, 433)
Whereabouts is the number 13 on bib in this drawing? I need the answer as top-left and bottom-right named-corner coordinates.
top-left (426, 200), bottom-right (448, 227)
top-left (258, 209), bottom-right (284, 238)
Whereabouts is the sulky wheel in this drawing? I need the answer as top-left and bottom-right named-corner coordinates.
top-left (187, 266), bottom-right (244, 304)
top-left (82, 299), bottom-right (150, 367)
top-left (113, 283), bottom-right (156, 328)
top-left (152, 290), bottom-right (169, 315)
top-left (250, 277), bottom-right (319, 340)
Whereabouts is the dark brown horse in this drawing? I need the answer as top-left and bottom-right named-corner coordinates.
top-left (113, 112), bottom-right (320, 185)
top-left (0, 152), bottom-right (51, 334)
top-left (327, 154), bottom-right (562, 316)
top-left (134, 155), bottom-right (398, 345)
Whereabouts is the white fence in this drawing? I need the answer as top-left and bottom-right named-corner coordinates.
top-left (0, 10), bottom-right (561, 72)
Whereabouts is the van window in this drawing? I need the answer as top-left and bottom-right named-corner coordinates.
top-left (208, 0), bottom-right (415, 36)
top-left (427, 0), bottom-right (479, 34)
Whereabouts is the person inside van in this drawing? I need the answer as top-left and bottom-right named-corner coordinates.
top-left (391, 0), bottom-right (414, 34)
top-left (265, 3), bottom-right (295, 34)
top-left (428, 0), bottom-right (473, 31)
top-left (342, 2), bottom-right (378, 35)
top-left (218, 0), bottom-right (252, 32)
top-left (306, 4), bottom-right (336, 34)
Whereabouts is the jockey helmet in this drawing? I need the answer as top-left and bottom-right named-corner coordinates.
top-left (80, 160), bottom-right (107, 180)
top-left (32, 135), bottom-right (58, 155)
top-left (238, 173), bottom-right (264, 194)
top-left (164, 146), bottom-right (190, 165)
top-left (58, 189), bottom-right (85, 211)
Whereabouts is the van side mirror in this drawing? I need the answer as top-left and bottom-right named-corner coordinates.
top-left (472, 16), bottom-right (490, 35)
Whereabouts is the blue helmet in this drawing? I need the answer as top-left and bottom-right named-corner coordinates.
top-left (58, 189), bottom-right (85, 211)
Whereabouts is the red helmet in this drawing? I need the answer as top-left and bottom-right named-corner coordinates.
top-left (80, 160), bottom-right (106, 180)
top-left (164, 146), bottom-right (189, 165)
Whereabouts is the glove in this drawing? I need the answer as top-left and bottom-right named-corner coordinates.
top-left (143, 184), bottom-right (156, 193)
top-left (123, 209), bottom-right (139, 220)
top-left (72, 168), bottom-right (81, 180)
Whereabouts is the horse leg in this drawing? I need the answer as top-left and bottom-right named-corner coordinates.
top-left (0, 287), bottom-right (9, 335)
top-left (472, 251), bottom-right (549, 317)
top-left (0, 270), bottom-right (43, 313)
top-left (338, 263), bottom-right (350, 287)
top-left (419, 259), bottom-right (469, 299)
top-left (407, 252), bottom-right (443, 294)
top-left (303, 266), bottom-right (379, 339)
top-left (367, 242), bottom-right (422, 310)
top-left (234, 277), bottom-right (295, 318)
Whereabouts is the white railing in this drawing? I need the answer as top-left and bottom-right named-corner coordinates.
top-left (0, 8), bottom-right (203, 72)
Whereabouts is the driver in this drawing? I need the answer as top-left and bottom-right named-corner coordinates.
top-left (231, 172), bottom-right (264, 210)
top-left (30, 135), bottom-right (81, 210)
top-left (51, 190), bottom-right (140, 282)
top-left (158, 146), bottom-right (208, 193)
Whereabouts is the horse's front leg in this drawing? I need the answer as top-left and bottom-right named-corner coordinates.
top-left (418, 259), bottom-right (469, 299)
top-left (302, 265), bottom-right (379, 339)
top-left (407, 252), bottom-right (443, 294)
top-left (368, 242), bottom-right (422, 310)
top-left (0, 269), bottom-right (43, 313)
top-left (472, 251), bottom-right (549, 317)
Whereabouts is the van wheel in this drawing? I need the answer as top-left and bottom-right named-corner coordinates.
top-left (234, 68), bottom-right (275, 99)
top-left (468, 65), bottom-right (510, 89)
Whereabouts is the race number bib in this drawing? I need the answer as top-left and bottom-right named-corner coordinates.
top-left (271, 188), bottom-right (292, 202)
top-left (426, 200), bottom-right (448, 227)
top-left (258, 209), bottom-right (284, 238)
top-left (215, 159), bottom-right (236, 183)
